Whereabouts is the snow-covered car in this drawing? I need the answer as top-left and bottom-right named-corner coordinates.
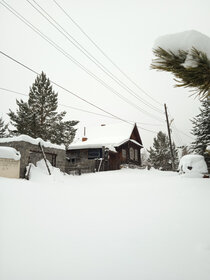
top-left (178, 154), bottom-right (208, 176)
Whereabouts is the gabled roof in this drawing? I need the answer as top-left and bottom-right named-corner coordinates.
top-left (68, 123), bottom-right (143, 150)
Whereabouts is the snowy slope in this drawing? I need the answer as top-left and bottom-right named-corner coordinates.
top-left (0, 166), bottom-right (210, 280)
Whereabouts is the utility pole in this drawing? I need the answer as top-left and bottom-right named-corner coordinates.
top-left (164, 104), bottom-right (175, 171)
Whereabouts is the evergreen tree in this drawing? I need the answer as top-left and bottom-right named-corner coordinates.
top-left (151, 47), bottom-right (210, 99)
top-left (0, 117), bottom-right (9, 138)
top-left (191, 98), bottom-right (210, 170)
top-left (8, 72), bottom-right (79, 147)
top-left (148, 131), bottom-right (178, 170)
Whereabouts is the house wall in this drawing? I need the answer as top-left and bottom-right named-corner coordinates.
top-left (66, 148), bottom-right (110, 174)
top-left (117, 141), bottom-right (142, 166)
top-left (66, 149), bottom-right (96, 174)
top-left (0, 158), bottom-right (20, 179)
top-left (0, 141), bottom-right (66, 178)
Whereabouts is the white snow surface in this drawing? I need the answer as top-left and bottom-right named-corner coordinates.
top-left (69, 122), bottom-right (142, 150)
top-left (0, 162), bottom-right (210, 280)
top-left (178, 154), bottom-right (208, 175)
top-left (0, 146), bottom-right (21, 160)
top-left (154, 30), bottom-right (210, 68)
top-left (0, 134), bottom-right (65, 150)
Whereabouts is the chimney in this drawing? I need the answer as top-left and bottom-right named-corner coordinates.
top-left (82, 126), bottom-right (87, 141)
top-left (82, 137), bottom-right (88, 142)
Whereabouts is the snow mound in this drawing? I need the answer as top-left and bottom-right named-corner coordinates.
top-left (178, 154), bottom-right (208, 176)
top-left (154, 30), bottom-right (210, 68)
top-left (28, 159), bottom-right (67, 183)
top-left (0, 146), bottom-right (21, 160)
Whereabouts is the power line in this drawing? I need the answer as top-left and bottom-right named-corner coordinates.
top-left (0, 86), bottom-right (159, 133)
top-left (0, 49), bottom-right (131, 125)
top-left (0, 86), bottom-right (116, 119)
top-left (0, 0), bottom-right (164, 122)
top-left (27, 0), bottom-right (164, 115)
top-left (168, 110), bottom-right (194, 141)
top-left (53, 0), bottom-right (163, 107)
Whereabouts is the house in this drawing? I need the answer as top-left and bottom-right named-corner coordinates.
top-left (0, 135), bottom-right (66, 178)
top-left (66, 123), bottom-right (143, 174)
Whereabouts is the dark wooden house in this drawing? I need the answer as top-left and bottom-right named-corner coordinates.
top-left (66, 123), bottom-right (143, 174)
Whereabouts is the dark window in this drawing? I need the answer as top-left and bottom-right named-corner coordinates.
top-left (88, 149), bottom-right (101, 159)
top-left (51, 154), bottom-right (56, 166)
top-left (71, 158), bottom-right (76, 164)
top-left (70, 150), bottom-right (80, 158)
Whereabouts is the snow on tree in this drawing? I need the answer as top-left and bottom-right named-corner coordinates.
top-left (8, 72), bottom-right (79, 148)
top-left (148, 131), bottom-right (178, 171)
top-left (151, 30), bottom-right (210, 99)
top-left (191, 98), bottom-right (210, 171)
top-left (0, 117), bottom-right (9, 138)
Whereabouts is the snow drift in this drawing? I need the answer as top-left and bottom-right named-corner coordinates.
top-left (0, 146), bottom-right (21, 160)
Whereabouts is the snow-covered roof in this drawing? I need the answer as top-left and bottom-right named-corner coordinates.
top-left (69, 123), bottom-right (143, 150)
top-left (0, 135), bottom-right (65, 150)
top-left (154, 30), bottom-right (210, 68)
top-left (0, 146), bottom-right (21, 161)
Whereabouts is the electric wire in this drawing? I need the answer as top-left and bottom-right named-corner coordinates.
top-left (0, 86), bottom-right (159, 133)
top-left (0, 49), bottom-right (132, 125)
top-left (0, 0), bottom-right (164, 122)
top-left (168, 110), bottom-right (194, 141)
top-left (53, 0), bottom-right (163, 107)
top-left (27, 0), bottom-right (164, 115)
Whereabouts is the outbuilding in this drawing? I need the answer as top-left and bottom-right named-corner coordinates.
top-left (0, 135), bottom-right (66, 178)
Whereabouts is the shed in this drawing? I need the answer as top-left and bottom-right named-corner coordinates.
top-left (0, 135), bottom-right (66, 178)
top-left (0, 146), bottom-right (21, 178)
top-left (66, 123), bottom-right (143, 174)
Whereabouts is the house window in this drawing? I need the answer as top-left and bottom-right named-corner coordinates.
top-left (88, 149), bottom-right (101, 159)
top-left (135, 149), bottom-right (138, 161)
top-left (71, 158), bottom-right (76, 164)
top-left (129, 147), bottom-right (134, 160)
top-left (122, 149), bottom-right (126, 159)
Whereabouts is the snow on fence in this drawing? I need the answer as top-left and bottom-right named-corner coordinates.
top-left (0, 147), bottom-right (21, 179)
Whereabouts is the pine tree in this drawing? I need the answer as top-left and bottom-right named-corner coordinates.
top-left (151, 47), bottom-right (210, 99)
top-left (8, 72), bottom-right (79, 147)
top-left (0, 117), bottom-right (9, 138)
top-left (148, 131), bottom-right (178, 170)
top-left (191, 98), bottom-right (210, 170)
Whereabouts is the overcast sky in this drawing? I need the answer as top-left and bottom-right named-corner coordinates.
top-left (0, 0), bottom-right (209, 148)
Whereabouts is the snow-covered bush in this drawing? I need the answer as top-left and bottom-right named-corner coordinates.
top-left (178, 154), bottom-right (208, 176)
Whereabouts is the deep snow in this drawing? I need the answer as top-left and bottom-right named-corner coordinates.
top-left (0, 146), bottom-right (21, 160)
top-left (0, 165), bottom-right (210, 280)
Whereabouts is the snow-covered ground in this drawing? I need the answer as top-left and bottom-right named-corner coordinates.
top-left (0, 165), bottom-right (210, 280)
